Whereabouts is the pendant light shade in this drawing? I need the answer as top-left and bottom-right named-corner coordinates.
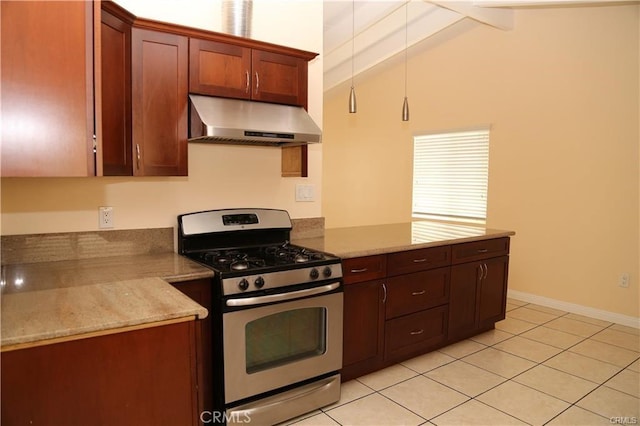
top-left (349, 86), bottom-right (357, 113)
top-left (401, 1), bottom-right (409, 122)
top-left (402, 96), bottom-right (409, 121)
top-left (349, 0), bottom-right (357, 114)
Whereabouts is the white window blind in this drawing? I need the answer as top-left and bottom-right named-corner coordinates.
top-left (412, 127), bottom-right (490, 224)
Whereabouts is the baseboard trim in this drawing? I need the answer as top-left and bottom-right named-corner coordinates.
top-left (507, 289), bottom-right (640, 329)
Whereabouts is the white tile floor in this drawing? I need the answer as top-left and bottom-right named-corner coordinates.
top-left (286, 298), bottom-right (640, 426)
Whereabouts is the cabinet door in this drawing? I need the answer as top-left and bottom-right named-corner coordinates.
top-left (448, 262), bottom-right (480, 341)
top-left (101, 8), bottom-right (132, 176)
top-left (132, 29), bottom-right (188, 176)
top-left (189, 38), bottom-right (251, 99)
top-left (385, 305), bottom-right (447, 362)
top-left (386, 267), bottom-right (449, 319)
top-left (1, 1), bottom-right (94, 177)
top-left (477, 256), bottom-right (509, 329)
top-left (170, 279), bottom-right (213, 415)
top-left (342, 280), bottom-right (385, 381)
top-left (1, 322), bottom-right (199, 425)
top-left (251, 50), bottom-right (307, 106)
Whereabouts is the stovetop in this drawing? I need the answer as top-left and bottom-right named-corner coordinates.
top-left (189, 243), bottom-right (336, 275)
top-left (178, 209), bottom-right (343, 296)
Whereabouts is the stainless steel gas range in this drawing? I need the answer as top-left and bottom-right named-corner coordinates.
top-left (178, 208), bottom-right (343, 425)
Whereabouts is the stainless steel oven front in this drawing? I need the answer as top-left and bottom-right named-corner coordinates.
top-left (222, 283), bottom-right (343, 425)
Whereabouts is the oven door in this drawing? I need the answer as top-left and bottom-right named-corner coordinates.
top-left (222, 282), bottom-right (343, 405)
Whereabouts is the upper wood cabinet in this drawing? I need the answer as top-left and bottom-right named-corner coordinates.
top-left (1, 1), bottom-right (95, 177)
top-left (189, 39), bottom-right (308, 107)
top-left (131, 29), bottom-right (189, 176)
top-left (101, 7), bottom-right (133, 176)
top-left (100, 3), bottom-right (188, 176)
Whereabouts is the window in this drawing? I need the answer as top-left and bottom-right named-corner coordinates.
top-left (412, 127), bottom-right (490, 224)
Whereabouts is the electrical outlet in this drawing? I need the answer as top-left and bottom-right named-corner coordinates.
top-left (295, 184), bottom-right (315, 202)
top-left (99, 206), bottom-right (114, 229)
top-left (619, 272), bottom-right (630, 288)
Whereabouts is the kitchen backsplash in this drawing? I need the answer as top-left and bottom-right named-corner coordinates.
top-left (0, 228), bottom-right (174, 265)
top-left (1, 218), bottom-right (325, 265)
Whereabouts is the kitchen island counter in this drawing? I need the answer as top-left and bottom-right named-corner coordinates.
top-left (292, 220), bottom-right (515, 259)
top-left (1, 252), bottom-right (213, 350)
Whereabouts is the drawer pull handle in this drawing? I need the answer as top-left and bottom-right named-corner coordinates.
top-left (350, 268), bottom-right (368, 273)
top-left (382, 283), bottom-right (387, 303)
top-left (412, 258), bottom-right (428, 263)
top-left (411, 290), bottom-right (426, 296)
top-left (477, 248), bottom-right (488, 253)
top-left (410, 329), bottom-right (424, 335)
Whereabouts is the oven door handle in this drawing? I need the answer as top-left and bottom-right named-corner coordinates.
top-left (226, 282), bottom-right (341, 307)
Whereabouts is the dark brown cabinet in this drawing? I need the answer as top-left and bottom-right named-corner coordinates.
top-left (341, 238), bottom-right (510, 380)
top-left (384, 247), bottom-right (450, 363)
top-left (1, 1), bottom-right (95, 177)
top-left (1, 321), bottom-right (199, 425)
top-left (169, 279), bottom-right (213, 416)
top-left (341, 255), bottom-right (386, 381)
top-left (189, 38), bottom-right (308, 107)
top-left (101, 3), bottom-right (189, 176)
top-left (448, 238), bottom-right (510, 341)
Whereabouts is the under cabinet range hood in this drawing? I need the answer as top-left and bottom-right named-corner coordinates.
top-left (189, 95), bottom-right (322, 146)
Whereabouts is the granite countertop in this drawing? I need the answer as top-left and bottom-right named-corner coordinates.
top-left (1, 253), bottom-right (214, 349)
top-left (293, 221), bottom-right (515, 259)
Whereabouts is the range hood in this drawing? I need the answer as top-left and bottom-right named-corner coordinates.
top-left (189, 94), bottom-right (322, 146)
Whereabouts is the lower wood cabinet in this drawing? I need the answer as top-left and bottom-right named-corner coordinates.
top-left (169, 279), bottom-right (213, 415)
top-left (341, 237), bottom-right (510, 381)
top-left (448, 238), bottom-right (510, 342)
top-left (342, 279), bottom-right (385, 382)
top-left (385, 305), bottom-right (448, 363)
top-left (1, 321), bottom-right (199, 425)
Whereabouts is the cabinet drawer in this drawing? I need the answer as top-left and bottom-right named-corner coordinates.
top-left (386, 267), bottom-right (449, 319)
top-left (384, 305), bottom-right (447, 360)
top-left (387, 246), bottom-right (450, 276)
top-left (451, 238), bottom-right (510, 264)
top-left (342, 255), bottom-right (387, 285)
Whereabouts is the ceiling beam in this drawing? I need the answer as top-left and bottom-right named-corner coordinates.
top-left (426, 0), bottom-right (514, 29)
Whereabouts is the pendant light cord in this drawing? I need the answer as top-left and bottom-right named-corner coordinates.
top-left (352, 0), bottom-right (355, 87)
top-left (404, 0), bottom-right (408, 97)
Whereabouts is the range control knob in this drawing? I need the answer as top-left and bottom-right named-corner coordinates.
top-left (238, 278), bottom-right (249, 291)
top-left (309, 268), bottom-right (320, 280)
top-left (323, 266), bottom-right (333, 278)
top-left (254, 276), bottom-right (265, 289)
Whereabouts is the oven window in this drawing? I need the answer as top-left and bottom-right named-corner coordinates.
top-left (245, 307), bottom-right (327, 374)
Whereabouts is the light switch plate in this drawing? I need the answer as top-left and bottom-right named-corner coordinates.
top-left (295, 184), bottom-right (315, 202)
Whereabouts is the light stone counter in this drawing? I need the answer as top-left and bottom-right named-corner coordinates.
top-left (293, 221), bottom-right (515, 259)
top-left (1, 277), bottom-right (208, 349)
top-left (1, 252), bottom-right (214, 350)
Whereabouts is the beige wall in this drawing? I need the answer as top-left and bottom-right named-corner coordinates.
top-left (323, 5), bottom-right (639, 318)
top-left (0, 0), bottom-right (324, 235)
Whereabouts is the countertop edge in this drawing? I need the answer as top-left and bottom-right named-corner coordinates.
top-left (336, 231), bottom-right (516, 258)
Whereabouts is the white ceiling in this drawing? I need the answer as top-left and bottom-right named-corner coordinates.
top-left (323, 0), bottom-right (637, 92)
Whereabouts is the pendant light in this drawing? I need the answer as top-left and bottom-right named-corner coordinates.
top-left (402, 1), bottom-right (410, 121)
top-left (349, 0), bottom-right (357, 113)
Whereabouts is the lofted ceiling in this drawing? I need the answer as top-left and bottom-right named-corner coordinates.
top-left (322, 0), bottom-right (637, 92)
